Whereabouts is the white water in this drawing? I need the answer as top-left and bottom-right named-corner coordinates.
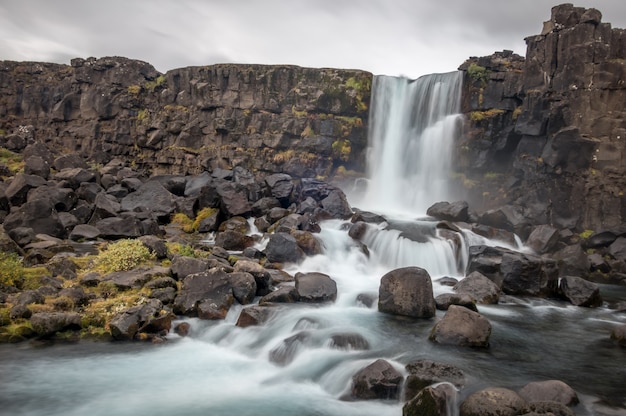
top-left (358, 72), bottom-right (463, 216)
top-left (1, 73), bottom-right (625, 416)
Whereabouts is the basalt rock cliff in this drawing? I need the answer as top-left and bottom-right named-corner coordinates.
top-left (0, 60), bottom-right (371, 178)
top-left (458, 3), bottom-right (626, 232)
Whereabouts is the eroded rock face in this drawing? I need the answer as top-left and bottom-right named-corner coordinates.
top-left (0, 59), bottom-right (371, 178)
top-left (457, 5), bottom-right (626, 232)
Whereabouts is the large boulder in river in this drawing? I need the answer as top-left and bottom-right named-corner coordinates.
top-left (460, 387), bottom-right (528, 416)
top-left (378, 267), bottom-right (436, 318)
top-left (559, 276), bottom-right (602, 307)
top-left (404, 360), bottom-right (466, 401)
top-left (403, 383), bottom-right (458, 416)
top-left (351, 359), bottom-right (404, 400)
top-left (295, 272), bottom-right (337, 303)
top-left (426, 201), bottom-right (470, 222)
top-left (429, 305), bottom-right (491, 348)
top-left (320, 189), bottom-right (353, 219)
top-left (453, 271), bottom-right (500, 304)
top-left (518, 380), bottom-right (579, 406)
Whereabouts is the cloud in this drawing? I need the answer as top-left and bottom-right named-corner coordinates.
top-left (1, 0), bottom-right (625, 79)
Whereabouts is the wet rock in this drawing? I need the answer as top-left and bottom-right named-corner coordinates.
top-left (174, 322), bottom-right (191, 337)
top-left (30, 312), bottom-right (81, 337)
top-left (524, 401), bottom-right (576, 416)
top-left (214, 230), bottom-right (254, 251)
top-left (348, 221), bottom-right (368, 240)
top-left (320, 189), bottom-right (353, 219)
top-left (559, 276), bottom-right (602, 307)
top-left (291, 230), bottom-right (322, 256)
top-left (259, 286), bottom-right (300, 304)
top-left (435, 293), bottom-right (478, 311)
top-left (453, 271), bottom-right (500, 304)
top-left (518, 380), bottom-right (579, 406)
top-left (295, 272), bottom-right (337, 303)
top-left (404, 360), bottom-right (466, 401)
top-left (378, 266), bottom-right (436, 318)
top-left (269, 331), bottom-right (310, 365)
top-left (328, 332), bottom-right (370, 350)
top-left (351, 359), bottom-right (403, 400)
top-left (500, 251), bottom-right (558, 297)
top-left (235, 305), bottom-right (275, 327)
top-left (251, 196), bottom-right (282, 217)
top-left (351, 209), bottom-right (386, 224)
top-left (403, 383), bottom-right (458, 416)
top-left (609, 237), bottom-right (626, 262)
top-left (426, 201), bottom-right (470, 222)
top-left (610, 324), bottom-right (626, 346)
top-left (109, 299), bottom-right (166, 340)
top-left (264, 232), bottom-right (305, 264)
top-left (553, 244), bottom-right (590, 277)
top-left (460, 387), bottom-right (528, 416)
top-left (430, 305), bottom-right (491, 348)
top-left (436, 276), bottom-right (459, 287)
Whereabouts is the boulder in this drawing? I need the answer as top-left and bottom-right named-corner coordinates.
top-left (403, 383), bottom-right (458, 416)
top-left (30, 312), bottom-right (81, 337)
top-left (228, 271), bottom-right (257, 304)
top-left (24, 155), bottom-right (50, 179)
top-left (435, 293), bottom-right (478, 311)
top-left (328, 332), bottom-right (370, 350)
top-left (518, 380), bottom-right (579, 406)
top-left (429, 305), bottom-right (491, 348)
top-left (453, 271), bottom-right (500, 304)
top-left (426, 201), bottom-right (470, 222)
top-left (264, 232), bottom-right (305, 264)
top-left (526, 224), bottom-right (560, 254)
top-left (526, 401), bottom-right (576, 416)
top-left (109, 299), bottom-right (166, 340)
top-left (95, 215), bottom-right (143, 238)
top-left (500, 251), bottom-right (559, 297)
top-left (53, 168), bottom-right (96, 189)
top-left (215, 181), bottom-right (251, 217)
top-left (320, 189), bottom-right (353, 219)
top-left (173, 269), bottom-right (235, 319)
top-left (351, 359), bottom-right (404, 400)
top-left (291, 230), bottom-right (323, 256)
top-left (378, 266), bottom-right (436, 318)
top-left (3, 198), bottom-right (66, 239)
top-left (265, 173), bottom-right (294, 206)
top-left (107, 266), bottom-right (170, 290)
top-left (259, 286), bottom-right (300, 304)
top-left (553, 244), bottom-right (591, 277)
top-left (269, 331), bottom-right (310, 365)
top-left (138, 235), bottom-right (168, 259)
top-left (404, 360), bottom-right (466, 401)
top-left (295, 272), bottom-right (337, 303)
top-left (4, 173), bottom-right (47, 206)
top-left (559, 276), bottom-right (602, 307)
top-left (233, 259), bottom-right (273, 296)
top-left (120, 180), bottom-right (178, 219)
top-left (235, 305), bottom-right (275, 327)
top-left (69, 224), bottom-right (101, 241)
top-left (610, 324), bottom-right (626, 346)
top-left (214, 230), bottom-right (254, 251)
top-left (460, 387), bottom-right (528, 416)
top-left (609, 237), bottom-right (626, 262)
top-left (170, 256), bottom-right (209, 280)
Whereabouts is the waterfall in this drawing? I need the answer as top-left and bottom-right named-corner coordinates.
top-left (360, 72), bottom-right (463, 216)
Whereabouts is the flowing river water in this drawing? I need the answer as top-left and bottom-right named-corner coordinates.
top-left (1, 73), bottom-right (625, 416)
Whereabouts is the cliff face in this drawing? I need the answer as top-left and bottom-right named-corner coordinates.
top-left (458, 3), bottom-right (626, 232)
top-left (0, 58), bottom-right (371, 177)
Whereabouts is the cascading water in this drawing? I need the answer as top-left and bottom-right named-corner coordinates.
top-left (360, 72), bottom-right (463, 216)
top-left (1, 73), bottom-right (625, 416)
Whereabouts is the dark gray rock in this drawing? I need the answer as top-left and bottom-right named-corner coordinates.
top-left (453, 271), bottom-right (501, 304)
top-left (460, 387), bottom-right (528, 416)
top-left (170, 256), bottom-right (209, 280)
top-left (295, 272), bottom-right (337, 303)
top-left (264, 232), bottom-right (305, 264)
top-left (429, 305), bottom-right (491, 348)
top-left (351, 359), bottom-right (403, 400)
top-left (233, 259), bottom-right (273, 296)
top-left (235, 305), bottom-right (275, 327)
top-left (403, 383), bottom-right (458, 416)
top-left (518, 380), bottom-right (579, 406)
top-left (435, 292), bottom-right (478, 311)
top-left (559, 276), bottom-right (602, 307)
top-left (320, 189), bottom-right (353, 219)
top-left (228, 272), bottom-right (257, 305)
top-left (378, 266), bottom-right (436, 318)
top-left (427, 201), bottom-right (470, 222)
top-left (404, 359), bottom-right (466, 401)
top-left (173, 269), bottom-right (235, 319)
top-left (30, 312), bottom-right (81, 337)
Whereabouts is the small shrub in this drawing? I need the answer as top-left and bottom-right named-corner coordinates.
top-left (0, 252), bottom-right (24, 288)
top-left (0, 147), bottom-right (24, 174)
top-left (92, 239), bottom-right (155, 274)
top-left (127, 85), bottom-right (142, 95)
top-left (579, 229), bottom-right (594, 239)
top-left (467, 63), bottom-right (489, 84)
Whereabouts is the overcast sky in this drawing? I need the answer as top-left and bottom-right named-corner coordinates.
top-left (1, 0), bottom-right (624, 79)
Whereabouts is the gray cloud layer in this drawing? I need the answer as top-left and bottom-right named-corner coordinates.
top-left (1, 0), bottom-right (624, 78)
